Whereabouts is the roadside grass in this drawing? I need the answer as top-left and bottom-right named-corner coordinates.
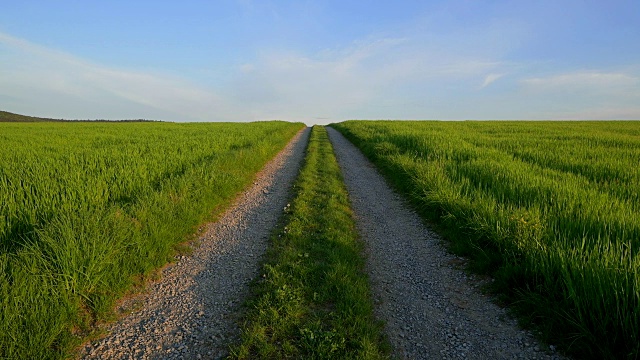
top-left (232, 126), bottom-right (388, 359)
top-left (0, 121), bottom-right (304, 359)
top-left (331, 120), bottom-right (640, 360)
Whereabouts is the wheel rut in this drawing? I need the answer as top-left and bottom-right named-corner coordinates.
top-left (327, 127), bottom-right (565, 360)
top-left (79, 127), bottom-right (310, 360)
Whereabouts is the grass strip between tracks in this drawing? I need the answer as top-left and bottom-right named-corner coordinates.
top-left (232, 126), bottom-right (388, 359)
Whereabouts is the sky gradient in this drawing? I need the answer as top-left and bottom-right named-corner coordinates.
top-left (1, 0), bottom-right (639, 124)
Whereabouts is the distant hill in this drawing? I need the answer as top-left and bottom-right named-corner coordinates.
top-left (0, 110), bottom-right (61, 122)
top-left (0, 110), bottom-right (158, 122)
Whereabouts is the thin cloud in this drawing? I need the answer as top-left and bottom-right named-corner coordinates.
top-left (523, 71), bottom-right (638, 89)
top-left (556, 107), bottom-right (640, 120)
top-left (0, 30), bottom-right (509, 123)
top-left (5, 28), bottom-right (636, 124)
top-left (0, 32), bottom-right (239, 121)
top-left (230, 37), bottom-right (506, 123)
top-left (482, 73), bottom-right (505, 88)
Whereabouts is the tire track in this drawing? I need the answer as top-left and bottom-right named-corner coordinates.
top-left (79, 127), bottom-right (310, 360)
top-left (327, 127), bottom-right (564, 360)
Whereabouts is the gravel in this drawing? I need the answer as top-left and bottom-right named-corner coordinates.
top-left (327, 127), bottom-right (565, 360)
top-left (79, 127), bottom-right (310, 360)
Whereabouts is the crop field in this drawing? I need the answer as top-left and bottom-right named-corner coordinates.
top-left (332, 120), bottom-right (640, 359)
top-left (0, 121), bottom-right (303, 359)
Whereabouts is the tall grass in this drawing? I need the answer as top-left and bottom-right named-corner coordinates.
top-left (332, 120), bottom-right (640, 359)
top-left (0, 121), bottom-right (303, 359)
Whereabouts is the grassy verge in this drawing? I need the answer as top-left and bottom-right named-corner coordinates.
top-left (232, 126), bottom-right (388, 359)
top-left (331, 120), bottom-right (640, 360)
top-left (0, 121), bottom-right (303, 359)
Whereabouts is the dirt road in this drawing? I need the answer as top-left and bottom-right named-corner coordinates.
top-left (80, 125), bottom-right (565, 359)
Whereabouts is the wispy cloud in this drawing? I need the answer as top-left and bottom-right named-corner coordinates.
top-left (0, 28), bottom-right (512, 123)
top-left (229, 37), bottom-right (506, 122)
top-left (0, 32), bottom-right (239, 121)
top-left (1, 28), bottom-right (512, 123)
top-left (481, 73), bottom-right (505, 88)
top-left (556, 107), bottom-right (640, 120)
top-left (522, 71), bottom-right (638, 89)
top-left (3, 29), bottom-right (637, 123)
top-left (514, 70), bottom-right (640, 120)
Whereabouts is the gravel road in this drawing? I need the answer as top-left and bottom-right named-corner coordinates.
top-left (327, 127), bottom-right (564, 360)
top-left (79, 127), bottom-right (310, 360)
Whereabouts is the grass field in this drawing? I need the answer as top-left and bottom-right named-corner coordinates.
top-left (331, 120), bottom-right (640, 359)
top-left (0, 121), bottom-right (303, 359)
top-left (233, 126), bottom-right (387, 359)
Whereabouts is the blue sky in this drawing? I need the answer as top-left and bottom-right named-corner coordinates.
top-left (1, 0), bottom-right (639, 124)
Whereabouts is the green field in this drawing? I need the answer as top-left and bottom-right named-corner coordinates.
top-left (0, 121), bottom-right (303, 359)
top-left (331, 120), bottom-right (640, 359)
